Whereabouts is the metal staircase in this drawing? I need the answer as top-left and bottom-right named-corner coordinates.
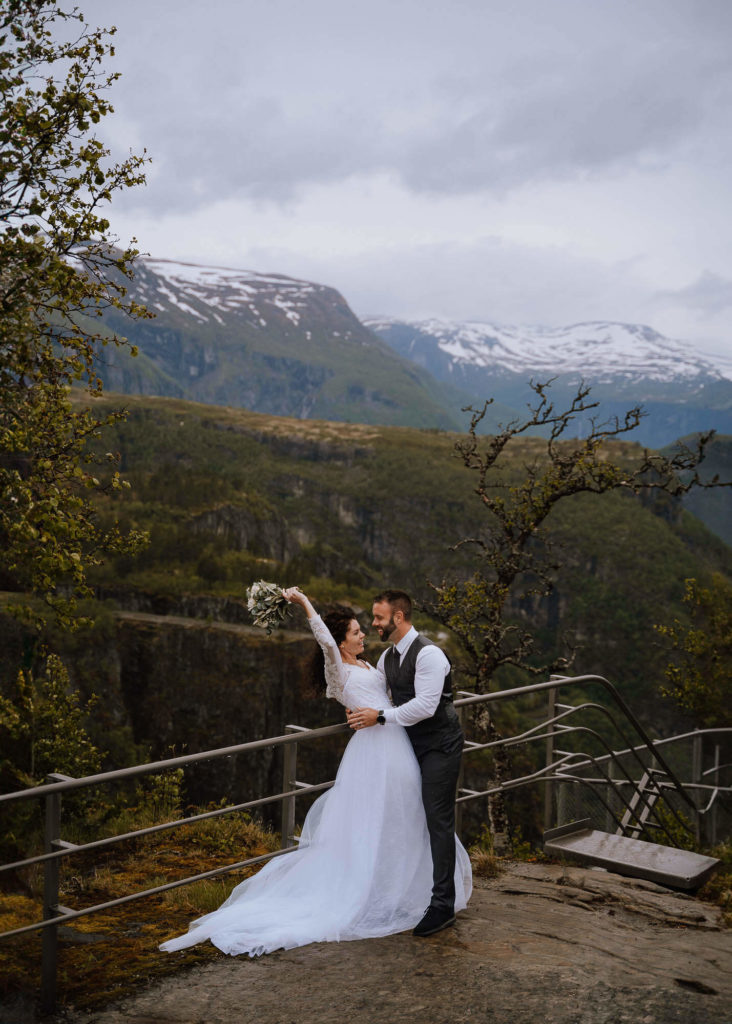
top-left (616, 767), bottom-right (664, 839)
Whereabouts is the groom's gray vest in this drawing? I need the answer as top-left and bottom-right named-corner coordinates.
top-left (385, 635), bottom-right (462, 755)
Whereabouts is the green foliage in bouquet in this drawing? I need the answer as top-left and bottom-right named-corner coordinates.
top-left (246, 580), bottom-right (290, 633)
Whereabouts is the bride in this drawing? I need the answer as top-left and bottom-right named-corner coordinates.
top-left (160, 588), bottom-right (472, 957)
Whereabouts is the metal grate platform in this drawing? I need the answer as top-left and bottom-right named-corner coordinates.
top-left (543, 819), bottom-right (720, 891)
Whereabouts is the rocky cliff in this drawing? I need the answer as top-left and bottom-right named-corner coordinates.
top-left (113, 613), bottom-right (350, 814)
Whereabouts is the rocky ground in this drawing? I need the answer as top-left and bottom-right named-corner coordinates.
top-left (15, 862), bottom-right (725, 1024)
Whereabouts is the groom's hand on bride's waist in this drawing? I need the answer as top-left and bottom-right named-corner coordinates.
top-left (347, 707), bottom-right (379, 730)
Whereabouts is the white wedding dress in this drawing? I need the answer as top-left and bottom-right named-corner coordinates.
top-left (160, 615), bottom-right (472, 957)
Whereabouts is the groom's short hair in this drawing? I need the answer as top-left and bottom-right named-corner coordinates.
top-left (374, 589), bottom-right (412, 621)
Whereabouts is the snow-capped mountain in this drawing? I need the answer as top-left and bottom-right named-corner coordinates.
top-left (135, 258), bottom-right (360, 339)
top-left (364, 316), bottom-right (732, 447)
top-left (364, 317), bottom-right (731, 388)
top-left (100, 259), bottom-right (467, 429)
top-left (98, 257), bottom-right (731, 446)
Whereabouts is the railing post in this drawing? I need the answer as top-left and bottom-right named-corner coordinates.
top-left (281, 727), bottom-right (299, 849)
top-left (455, 702), bottom-right (467, 836)
top-left (605, 757), bottom-right (616, 833)
top-left (692, 732), bottom-right (703, 845)
top-left (709, 744), bottom-right (720, 847)
top-left (41, 775), bottom-right (65, 1015)
top-left (557, 781), bottom-right (568, 826)
top-left (544, 684), bottom-right (557, 831)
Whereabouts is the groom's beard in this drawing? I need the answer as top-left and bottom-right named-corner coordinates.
top-left (377, 617), bottom-right (397, 641)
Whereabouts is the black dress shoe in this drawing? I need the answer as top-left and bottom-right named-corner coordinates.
top-left (412, 906), bottom-right (456, 937)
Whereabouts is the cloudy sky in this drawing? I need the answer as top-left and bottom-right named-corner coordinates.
top-left (93, 0), bottom-right (731, 360)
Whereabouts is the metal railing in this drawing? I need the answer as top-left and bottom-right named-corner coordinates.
top-left (1, 673), bottom-right (730, 1014)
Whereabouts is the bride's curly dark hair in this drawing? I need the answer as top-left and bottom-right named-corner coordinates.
top-left (309, 606), bottom-right (359, 695)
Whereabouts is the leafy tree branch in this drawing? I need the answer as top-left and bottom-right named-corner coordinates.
top-left (655, 575), bottom-right (732, 729)
top-left (1, 1), bottom-right (151, 627)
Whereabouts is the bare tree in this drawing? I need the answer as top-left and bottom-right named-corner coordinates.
top-left (431, 379), bottom-right (726, 690)
top-left (429, 380), bottom-right (729, 843)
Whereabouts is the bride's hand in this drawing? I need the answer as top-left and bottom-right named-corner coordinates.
top-left (283, 588), bottom-right (314, 616)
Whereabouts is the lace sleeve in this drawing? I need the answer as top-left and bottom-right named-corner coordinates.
top-left (308, 614), bottom-right (348, 705)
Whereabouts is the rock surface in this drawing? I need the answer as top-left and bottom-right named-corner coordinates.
top-left (56, 863), bottom-right (731, 1024)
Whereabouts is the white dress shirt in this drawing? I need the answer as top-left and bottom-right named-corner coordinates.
top-left (377, 626), bottom-right (451, 727)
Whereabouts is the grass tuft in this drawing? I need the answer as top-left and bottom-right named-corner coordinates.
top-left (470, 849), bottom-right (503, 879)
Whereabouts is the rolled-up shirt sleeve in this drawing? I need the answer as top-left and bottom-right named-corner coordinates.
top-left (381, 644), bottom-right (450, 727)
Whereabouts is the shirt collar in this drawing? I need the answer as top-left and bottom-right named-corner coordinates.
top-left (394, 626), bottom-right (418, 657)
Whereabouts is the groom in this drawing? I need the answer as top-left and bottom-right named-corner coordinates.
top-left (346, 589), bottom-right (464, 937)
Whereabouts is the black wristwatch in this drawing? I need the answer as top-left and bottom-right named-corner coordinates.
top-left (376, 709), bottom-right (386, 725)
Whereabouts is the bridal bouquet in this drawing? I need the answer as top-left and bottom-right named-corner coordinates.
top-left (246, 580), bottom-right (290, 633)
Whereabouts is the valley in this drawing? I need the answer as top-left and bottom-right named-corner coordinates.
top-left (2, 393), bottom-right (730, 842)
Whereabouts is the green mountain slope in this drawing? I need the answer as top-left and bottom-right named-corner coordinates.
top-left (677, 434), bottom-right (732, 546)
top-left (3, 393), bottom-right (729, 838)
top-left (99, 259), bottom-right (491, 430)
top-left (80, 394), bottom-right (731, 718)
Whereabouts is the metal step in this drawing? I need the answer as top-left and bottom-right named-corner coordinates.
top-left (617, 768), bottom-right (662, 838)
top-left (543, 819), bottom-right (719, 891)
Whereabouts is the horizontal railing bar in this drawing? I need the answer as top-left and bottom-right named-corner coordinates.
top-left (0, 723), bottom-right (350, 805)
top-left (566, 727), bottom-right (732, 771)
top-left (647, 727), bottom-right (732, 745)
top-left (455, 771), bottom-right (731, 818)
top-left (0, 681), bottom-right (566, 807)
top-left (461, 728), bottom-right (573, 755)
top-left (3, 678), bottom-right (725, 810)
top-left (455, 752), bottom-right (577, 803)
top-left (0, 844), bottom-right (297, 941)
top-left (464, 681), bottom-right (731, 746)
top-left (549, 774), bottom-right (732, 794)
top-left (0, 780), bottom-right (335, 875)
top-left (456, 705), bottom-right (607, 758)
top-left (562, 749), bottom-right (731, 775)
top-left (452, 674), bottom-right (654, 708)
top-left (559, 774), bottom-right (731, 795)
top-left (458, 673), bottom-right (697, 808)
top-left (455, 785), bottom-right (501, 804)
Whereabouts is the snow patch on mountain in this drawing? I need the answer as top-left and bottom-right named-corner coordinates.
top-left (700, 346), bottom-right (732, 382)
top-left (138, 258), bottom-right (324, 327)
top-left (364, 317), bottom-right (731, 384)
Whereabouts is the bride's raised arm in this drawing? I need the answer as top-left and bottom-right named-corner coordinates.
top-left (283, 587), bottom-right (348, 704)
